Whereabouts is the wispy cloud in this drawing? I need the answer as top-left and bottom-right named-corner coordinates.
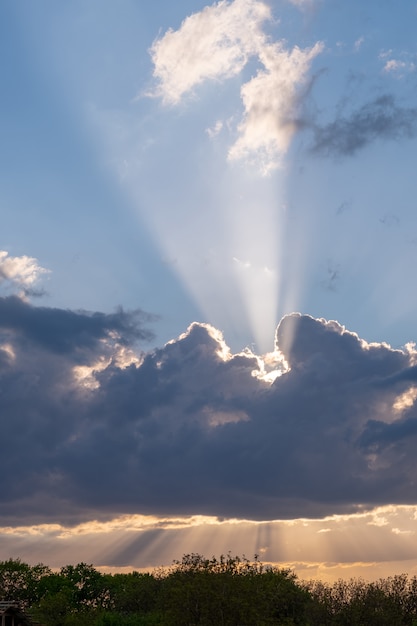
top-left (379, 49), bottom-right (416, 76)
top-left (311, 95), bottom-right (417, 157)
top-left (383, 59), bottom-right (407, 74)
top-left (320, 260), bottom-right (341, 292)
top-left (206, 119), bottom-right (224, 139)
top-left (287, 0), bottom-right (320, 9)
top-left (354, 36), bottom-right (365, 52)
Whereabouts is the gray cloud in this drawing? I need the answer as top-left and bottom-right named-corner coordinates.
top-left (320, 260), bottom-right (341, 292)
top-left (311, 94), bottom-right (417, 157)
top-left (0, 295), bottom-right (154, 356)
top-left (1, 299), bottom-right (417, 525)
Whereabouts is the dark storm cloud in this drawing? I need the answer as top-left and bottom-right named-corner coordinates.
top-left (311, 95), bottom-right (417, 157)
top-left (1, 298), bottom-right (417, 524)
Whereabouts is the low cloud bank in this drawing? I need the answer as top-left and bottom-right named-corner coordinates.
top-left (1, 296), bottom-right (417, 524)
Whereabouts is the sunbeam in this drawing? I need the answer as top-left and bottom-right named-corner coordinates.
top-left (3, 506), bottom-right (417, 582)
top-left (3, 0), bottom-right (417, 587)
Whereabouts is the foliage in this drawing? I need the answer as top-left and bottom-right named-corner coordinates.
top-left (157, 552), bottom-right (311, 625)
top-left (2, 555), bottom-right (417, 625)
top-left (0, 558), bottom-right (51, 608)
top-left (305, 574), bottom-right (417, 625)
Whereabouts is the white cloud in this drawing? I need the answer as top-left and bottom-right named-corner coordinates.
top-left (150, 0), bottom-right (323, 172)
top-left (0, 250), bottom-right (49, 293)
top-left (354, 36), bottom-right (364, 52)
top-left (228, 41), bottom-right (323, 173)
top-left (392, 527), bottom-right (414, 535)
top-left (150, 0), bottom-right (271, 105)
top-left (383, 59), bottom-right (407, 73)
top-left (233, 255), bottom-right (251, 268)
top-left (206, 119), bottom-right (224, 139)
top-left (379, 49), bottom-right (415, 76)
top-left (378, 49), bottom-right (391, 60)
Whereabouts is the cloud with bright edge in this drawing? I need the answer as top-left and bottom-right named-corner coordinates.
top-left (3, 291), bottom-right (417, 526)
top-left (150, 0), bottom-right (323, 172)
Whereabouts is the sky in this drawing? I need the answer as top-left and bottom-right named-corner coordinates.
top-left (1, 0), bottom-right (417, 582)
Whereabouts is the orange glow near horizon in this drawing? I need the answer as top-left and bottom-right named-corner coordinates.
top-left (2, 505), bottom-right (417, 582)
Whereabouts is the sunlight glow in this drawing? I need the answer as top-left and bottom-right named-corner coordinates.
top-left (203, 406), bottom-right (250, 426)
top-left (393, 386), bottom-right (417, 413)
top-left (3, 506), bottom-right (417, 581)
top-left (73, 336), bottom-right (143, 390)
top-left (88, 0), bottom-right (325, 355)
top-left (251, 348), bottom-right (287, 382)
top-left (73, 357), bottom-right (111, 390)
top-left (85, 1), bottom-right (325, 356)
top-left (0, 343), bottom-right (16, 361)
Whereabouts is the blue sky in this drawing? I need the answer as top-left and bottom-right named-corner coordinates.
top-left (2, 0), bottom-right (417, 581)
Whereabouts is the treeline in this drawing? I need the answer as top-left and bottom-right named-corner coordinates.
top-left (1, 554), bottom-right (417, 625)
